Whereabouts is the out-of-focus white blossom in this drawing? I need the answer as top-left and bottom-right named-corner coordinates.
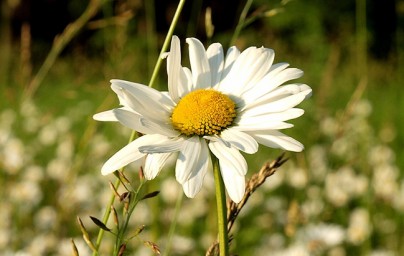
top-left (34, 206), bottom-right (57, 231)
top-left (271, 243), bottom-right (310, 256)
top-left (9, 181), bottom-right (43, 209)
top-left (2, 137), bottom-right (26, 172)
top-left (0, 108), bottom-right (16, 130)
top-left (347, 208), bottom-right (372, 245)
top-left (353, 99), bottom-right (372, 117)
top-left (301, 186), bottom-right (324, 218)
top-left (372, 164), bottom-right (399, 200)
top-left (56, 136), bottom-right (74, 160)
top-left (23, 165), bottom-right (44, 182)
top-left (46, 158), bottom-right (70, 181)
top-left (161, 177), bottom-right (182, 204)
top-left (296, 223), bottom-right (345, 249)
top-left (325, 166), bottom-right (368, 206)
top-left (370, 250), bottom-right (395, 256)
top-left (286, 167), bottom-right (308, 189)
top-left (54, 116), bottom-right (72, 134)
top-left (308, 145), bottom-right (328, 182)
top-left (393, 181), bottom-right (404, 212)
top-left (320, 116), bottom-right (339, 137)
top-left (168, 235), bottom-right (195, 254)
top-left (368, 145), bottom-right (395, 166)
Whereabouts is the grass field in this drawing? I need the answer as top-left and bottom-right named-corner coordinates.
top-left (1, 0), bottom-right (403, 255)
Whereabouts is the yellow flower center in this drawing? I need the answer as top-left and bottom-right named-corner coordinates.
top-left (171, 89), bottom-right (236, 136)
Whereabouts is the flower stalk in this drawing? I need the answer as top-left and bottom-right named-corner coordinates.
top-left (113, 179), bottom-right (147, 255)
top-left (213, 155), bottom-right (229, 256)
top-left (90, 1), bottom-right (187, 254)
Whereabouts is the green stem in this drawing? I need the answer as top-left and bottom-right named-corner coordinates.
top-left (114, 180), bottom-right (147, 255)
top-left (92, 0), bottom-right (187, 254)
top-left (148, 0), bottom-right (187, 88)
top-left (229, 0), bottom-right (254, 46)
top-left (93, 178), bottom-right (120, 254)
top-left (92, 132), bottom-right (138, 256)
top-left (213, 155), bottom-right (229, 256)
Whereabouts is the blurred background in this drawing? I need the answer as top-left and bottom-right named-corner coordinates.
top-left (0, 0), bottom-right (403, 255)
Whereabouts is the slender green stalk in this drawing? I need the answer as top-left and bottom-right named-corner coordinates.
top-left (212, 155), bottom-right (229, 256)
top-left (148, 0), bottom-right (187, 88)
top-left (92, 1), bottom-right (187, 254)
top-left (355, 0), bottom-right (367, 80)
top-left (114, 180), bottom-right (147, 255)
top-left (92, 131), bottom-right (138, 256)
top-left (162, 190), bottom-right (184, 256)
top-left (230, 0), bottom-right (254, 46)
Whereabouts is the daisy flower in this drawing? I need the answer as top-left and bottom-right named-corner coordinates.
top-left (94, 36), bottom-right (311, 203)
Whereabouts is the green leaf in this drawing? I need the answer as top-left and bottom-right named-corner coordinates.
top-left (141, 191), bottom-right (160, 200)
top-left (89, 216), bottom-right (111, 232)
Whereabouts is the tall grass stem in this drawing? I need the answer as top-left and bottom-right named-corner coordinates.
top-left (148, 0), bottom-right (187, 88)
top-left (230, 0), bottom-right (253, 46)
top-left (92, 0), bottom-right (187, 254)
top-left (24, 0), bottom-right (103, 99)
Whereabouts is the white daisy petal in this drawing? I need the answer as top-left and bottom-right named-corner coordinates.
top-left (177, 67), bottom-right (193, 98)
top-left (119, 87), bottom-right (170, 121)
top-left (93, 110), bottom-right (118, 121)
top-left (175, 136), bottom-right (202, 184)
top-left (112, 108), bottom-right (178, 136)
top-left (207, 43), bottom-right (224, 88)
top-left (220, 165), bottom-right (245, 203)
top-left (242, 48), bottom-right (275, 93)
top-left (204, 135), bottom-right (232, 148)
top-left (186, 38), bottom-right (211, 89)
top-left (138, 117), bottom-right (180, 137)
top-left (167, 35), bottom-right (182, 102)
top-left (182, 139), bottom-right (210, 198)
top-left (233, 121), bottom-right (294, 131)
top-left (111, 109), bottom-right (146, 132)
top-left (237, 108), bottom-right (305, 123)
top-left (240, 66), bottom-right (304, 109)
top-left (250, 130), bottom-right (304, 152)
top-left (222, 46), bottom-right (240, 82)
top-left (240, 90), bottom-right (311, 117)
top-left (101, 134), bottom-right (168, 175)
top-left (268, 62), bottom-right (290, 72)
top-left (242, 83), bottom-right (311, 111)
top-left (111, 79), bottom-right (175, 114)
top-left (144, 152), bottom-right (173, 180)
top-left (219, 128), bottom-right (258, 154)
top-left (139, 136), bottom-right (185, 153)
top-left (209, 140), bottom-right (247, 176)
top-left (219, 47), bottom-right (274, 96)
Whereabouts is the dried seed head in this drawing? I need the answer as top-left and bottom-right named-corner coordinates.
top-left (118, 244), bottom-right (126, 256)
top-left (143, 241), bottom-right (161, 255)
top-left (71, 238), bottom-right (79, 256)
top-left (139, 166), bottom-right (145, 180)
top-left (109, 181), bottom-right (121, 199)
top-left (77, 217), bottom-right (97, 252)
top-left (120, 192), bottom-right (130, 202)
top-left (111, 205), bottom-right (119, 227)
